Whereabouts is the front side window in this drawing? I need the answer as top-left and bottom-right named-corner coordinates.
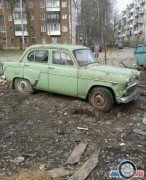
top-left (28, 50), bottom-right (48, 63)
top-left (73, 49), bottom-right (98, 66)
top-left (52, 51), bottom-right (74, 66)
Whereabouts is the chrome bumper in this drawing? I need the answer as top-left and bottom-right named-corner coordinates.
top-left (116, 88), bottom-right (139, 104)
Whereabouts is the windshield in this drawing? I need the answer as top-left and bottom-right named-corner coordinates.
top-left (73, 49), bottom-right (98, 66)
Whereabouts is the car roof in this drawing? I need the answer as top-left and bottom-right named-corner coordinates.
top-left (26, 44), bottom-right (88, 51)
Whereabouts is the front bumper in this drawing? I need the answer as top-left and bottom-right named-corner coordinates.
top-left (1, 75), bottom-right (6, 80)
top-left (116, 88), bottom-right (139, 104)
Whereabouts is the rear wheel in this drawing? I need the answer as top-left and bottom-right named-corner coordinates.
top-left (14, 78), bottom-right (34, 94)
top-left (88, 87), bottom-right (114, 112)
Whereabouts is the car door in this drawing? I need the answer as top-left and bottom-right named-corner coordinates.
top-left (23, 49), bottom-right (49, 91)
top-left (48, 49), bottom-right (78, 96)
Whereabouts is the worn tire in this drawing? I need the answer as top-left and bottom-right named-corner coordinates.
top-left (14, 78), bottom-right (34, 94)
top-left (88, 87), bottom-right (114, 112)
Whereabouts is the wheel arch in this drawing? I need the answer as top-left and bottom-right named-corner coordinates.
top-left (86, 85), bottom-right (115, 102)
top-left (12, 77), bottom-right (33, 89)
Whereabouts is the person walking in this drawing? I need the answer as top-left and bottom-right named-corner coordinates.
top-left (94, 44), bottom-right (100, 58)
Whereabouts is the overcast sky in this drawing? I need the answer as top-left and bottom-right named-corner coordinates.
top-left (117, 0), bottom-right (133, 12)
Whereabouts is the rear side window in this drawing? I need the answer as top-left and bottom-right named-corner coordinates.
top-left (135, 46), bottom-right (143, 53)
top-left (27, 50), bottom-right (48, 63)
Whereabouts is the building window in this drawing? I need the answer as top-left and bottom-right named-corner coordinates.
top-left (62, 14), bottom-right (68, 19)
top-left (63, 37), bottom-right (69, 44)
top-left (51, 37), bottom-right (57, 43)
top-left (46, 0), bottom-right (60, 8)
top-left (40, 14), bottom-right (46, 20)
top-left (62, 25), bottom-right (68, 32)
top-left (6, 2), bottom-right (11, 9)
top-left (41, 25), bottom-right (46, 32)
top-left (62, 1), bottom-right (67, 7)
top-left (0, 0), bottom-right (3, 9)
top-left (8, 15), bottom-right (13, 21)
top-left (28, 1), bottom-right (33, 8)
top-left (48, 23), bottom-right (60, 31)
top-left (10, 26), bottom-right (13, 31)
top-left (0, 26), bottom-right (6, 32)
top-left (0, 15), bottom-right (4, 21)
top-left (2, 38), bottom-right (7, 44)
top-left (30, 13), bottom-right (34, 20)
top-left (40, 1), bottom-right (45, 8)
top-left (31, 37), bottom-right (36, 44)
top-left (30, 26), bottom-right (34, 31)
top-left (10, 38), bottom-right (15, 45)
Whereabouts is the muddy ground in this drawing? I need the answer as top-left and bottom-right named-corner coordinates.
top-left (0, 48), bottom-right (146, 180)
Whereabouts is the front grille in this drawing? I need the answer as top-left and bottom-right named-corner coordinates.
top-left (124, 83), bottom-right (138, 96)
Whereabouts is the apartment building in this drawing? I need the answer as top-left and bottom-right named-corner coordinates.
top-left (115, 0), bottom-right (146, 47)
top-left (0, 0), bottom-right (77, 49)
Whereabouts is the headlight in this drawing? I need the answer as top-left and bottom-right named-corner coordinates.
top-left (126, 77), bottom-right (131, 87)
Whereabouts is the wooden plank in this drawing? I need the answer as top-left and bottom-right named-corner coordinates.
top-left (66, 143), bottom-right (87, 165)
top-left (69, 150), bottom-right (100, 180)
top-left (48, 168), bottom-right (73, 178)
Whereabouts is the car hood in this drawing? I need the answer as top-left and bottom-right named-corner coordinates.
top-left (86, 64), bottom-right (139, 77)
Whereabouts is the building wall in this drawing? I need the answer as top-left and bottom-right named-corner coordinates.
top-left (115, 0), bottom-right (146, 47)
top-left (0, 0), bottom-right (77, 49)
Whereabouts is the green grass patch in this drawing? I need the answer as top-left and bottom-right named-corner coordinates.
top-left (0, 50), bottom-right (24, 56)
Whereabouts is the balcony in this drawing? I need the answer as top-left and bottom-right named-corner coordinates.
top-left (46, 1), bottom-right (60, 11)
top-left (15, 31), bottom-right (28, 36)
top-left (139, 9), bottom-right (144, 14)
top-left (14, 7), bottom-right (25, 12)
top-left (126, 31), bottom-right (130, 36)
top-left (135, 4), bottom-right (140, 9)
top-left (14, 19), bottom-right (27, 25)
top-left (134, 20), bottom-right (138, 25)
top-left (138, 20), bottom-right (144, 24)
top-left (133, 30), bottom-right (139, 35)
top-left (140, 0), bottom-right (145, 5)
top-left (134, 12), bottom-right (139, 17)
top-left (122, 15), bottom-right (126, 19)
top-left (129, 24), bottom-right (133, 28)
top-left (48, 30), bottom-right (61, 36)
top-left (130, 9), bottom-right (134, 13)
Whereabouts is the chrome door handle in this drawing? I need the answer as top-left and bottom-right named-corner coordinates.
top-left (24, 64), bottom-right (30, 67)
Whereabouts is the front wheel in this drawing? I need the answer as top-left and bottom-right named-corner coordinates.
top-left (88, 87), bottom-right (114, 112)
top-left (14, 78), bottom-right (34, 94)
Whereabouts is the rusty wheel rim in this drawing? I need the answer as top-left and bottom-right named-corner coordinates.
top-left (94, 94), bottom-right (105, 107)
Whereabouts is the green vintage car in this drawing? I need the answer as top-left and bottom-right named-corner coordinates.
top-left (2, 44), bottom-right (140, 112)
